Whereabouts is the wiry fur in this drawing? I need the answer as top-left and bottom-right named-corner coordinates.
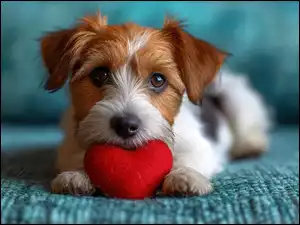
top-left (76, 64), bottom-right (173, 150)
top-left (40, 12), bottom-right (271, 197)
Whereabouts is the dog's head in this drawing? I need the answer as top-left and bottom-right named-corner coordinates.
top-left (40, 12), bottom-right (227, 149)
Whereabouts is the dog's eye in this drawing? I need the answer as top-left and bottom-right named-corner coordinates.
top-left (89, 67), bottom-right (111, 87)
top-left (149, 72), bottom-right (167, 93)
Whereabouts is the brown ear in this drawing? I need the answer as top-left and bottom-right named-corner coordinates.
top-left (40, 11), bottom-right (108, 92)
top-left (163, 18), bottom-right (229, 104)
top-left (40, 28), bottom-right (75, 92)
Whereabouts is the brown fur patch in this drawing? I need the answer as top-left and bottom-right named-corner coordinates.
top-left (69, 77), bottom-right (105, 121)
top-left (130, 31), bottom-right (185, 124)
top-left (162, 18), bottom-right (229, 103)
top-left (40, 28), bottom-right (76, 91)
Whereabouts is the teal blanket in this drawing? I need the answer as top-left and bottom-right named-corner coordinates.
top-left (1, 126), bottom-right (299, 224)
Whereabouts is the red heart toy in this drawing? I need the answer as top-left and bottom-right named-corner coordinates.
top-left (84, 140), bottom-right (173, 199)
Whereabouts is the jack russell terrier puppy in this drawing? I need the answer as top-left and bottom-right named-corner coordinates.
top-left (40, 12), bottom-right (271, 196)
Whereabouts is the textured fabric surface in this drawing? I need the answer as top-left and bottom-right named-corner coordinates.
top-left (1, 1), bottom-right (299, 124)
top-left (1, 126), bottom-right (299, 224)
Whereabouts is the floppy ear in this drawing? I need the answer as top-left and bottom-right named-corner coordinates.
top-left (40, 11), bottom-right (108, 92)
top-left (40, 29), bottom-right (74, 92)
top-left (40, 28), bottom-right (75, 92)
top-left (163, 18), bottom-right (229, 104)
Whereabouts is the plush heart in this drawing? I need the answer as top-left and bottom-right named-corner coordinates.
top-left (84, 140), bottom-right (173, 199)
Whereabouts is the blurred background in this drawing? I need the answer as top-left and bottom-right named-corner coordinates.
top-left (1, 1), bottom-right (299, 150)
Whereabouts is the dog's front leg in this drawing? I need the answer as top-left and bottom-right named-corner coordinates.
top-left (161, 137), bottom-right (224, 196)
top-left (51, 126), bottom-right (96, 196)
top-left (51, 170), bottom-right (95, 196)
top-left (162, 166), bottom-right (213, 197)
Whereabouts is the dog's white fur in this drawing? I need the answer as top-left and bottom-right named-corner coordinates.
top-left (217, 72), bottom-right (271, 158)
top-left (52, 68), bottom-right (271, 196)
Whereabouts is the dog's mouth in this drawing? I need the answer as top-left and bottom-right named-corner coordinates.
top-left (121, 146), bottom-right (137, 151)
top-left (112, 138), bottom-right (148, 150)
top-left (90, 138), bottom-right (146, 151)
top-left (76, 121), bottom-right (173, 151)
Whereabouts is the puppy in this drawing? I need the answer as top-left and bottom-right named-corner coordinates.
top-left (40, 12), bottom-right (271, 196)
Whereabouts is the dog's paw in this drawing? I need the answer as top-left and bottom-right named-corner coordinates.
top-left (51, 170), bottom-right (96, 196)
top-left (162, 167), bottom-right (213, 197)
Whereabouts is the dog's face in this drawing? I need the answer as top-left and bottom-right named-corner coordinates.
top-left (40, 12), bottom-right (227, 149)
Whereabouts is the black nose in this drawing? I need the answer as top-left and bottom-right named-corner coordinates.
top-left (110, 114), bottom-right (141, 139)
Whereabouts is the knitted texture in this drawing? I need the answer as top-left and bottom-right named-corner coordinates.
top-left (1, 127), bottom-right (299, 224)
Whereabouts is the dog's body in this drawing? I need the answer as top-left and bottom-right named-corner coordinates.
top-left (52, 70), bottom-right (270, 196)
top-left (41, 12), bottom-right (271, 196)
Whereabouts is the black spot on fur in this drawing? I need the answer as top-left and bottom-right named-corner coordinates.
top-left (200, 94), bottom-right (224, 142)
